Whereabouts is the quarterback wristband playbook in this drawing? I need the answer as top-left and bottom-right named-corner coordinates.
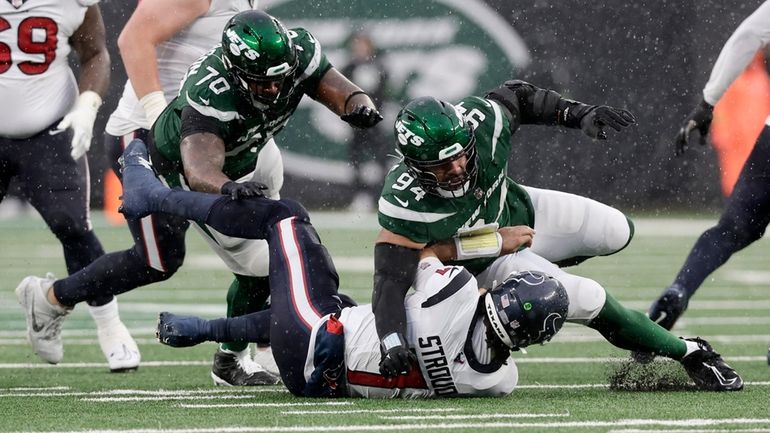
top-left (453, 222), bottom-right (503, 260)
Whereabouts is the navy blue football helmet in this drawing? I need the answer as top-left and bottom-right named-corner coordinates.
top-left (484, 271), bottom-right (569, 350)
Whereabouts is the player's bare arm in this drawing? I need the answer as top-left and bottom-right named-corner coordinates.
top-left (119, 0), bottom-right (209, 99)
top-left (180, 132), bottom-right (230, 194)
top-left (118, 0), bottom-right (209, 127)
top-left (69, 5), bottom-right (109, 97)
top-left (313, 68), bottom-right (383, 128)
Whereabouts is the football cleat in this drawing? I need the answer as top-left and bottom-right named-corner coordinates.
top-left (211, 348), bottom-right (281, 386)
top-left (252, 345), bottom-right (280, 377)
top-left (15, 274), bottom-right (71, 364)
top-left (118, 139), bottom-right (167, 220)
top-left (680, 337), bottom-right (743, 391)
top-left (156, 312), bottom-right (210, 348)
top-left (90, 299), bottom-right (140, 372)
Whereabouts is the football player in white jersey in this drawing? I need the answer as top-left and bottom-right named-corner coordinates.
top-left (118, 139), bottom-right (571, 397)
top-left (2, 1), bottom-right (113, 365)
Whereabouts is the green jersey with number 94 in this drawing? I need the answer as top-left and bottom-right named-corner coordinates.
top-left (378, 96), bottom-right (534, 274)
top-left (152, 27), bottom-right (330, 181)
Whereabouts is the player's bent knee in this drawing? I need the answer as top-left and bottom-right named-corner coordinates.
top-left (601, 213), bottom-right (633, 255)
top-left (270, 198), bottom-right (309, 223)
top-left (564, 277), bottom-right (606, 323)
top-left (47, 212), bottom-right (90, 240)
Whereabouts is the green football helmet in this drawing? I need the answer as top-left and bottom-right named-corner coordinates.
top-left (220, 10), bottom-right (298, 109)
top-left (394, 96), bottom-right (478, 196)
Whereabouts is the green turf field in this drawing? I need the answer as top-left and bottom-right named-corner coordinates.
top-left (1, 211), bottom-right (769, 433)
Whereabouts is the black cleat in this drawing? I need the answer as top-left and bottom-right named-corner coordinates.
top-left (156, 312), bottom-right (210, 348)
top-left (118, 139), bottom-right (169, 220)
top-left (211, 348), bottom-right (281, 386)
top-left (680, 338), bottom-right (743, 391)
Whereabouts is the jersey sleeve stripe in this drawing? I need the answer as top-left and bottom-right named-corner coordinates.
top-left (489, 99), bottom-right (504, 159)
top-left (297, 35), bottom-right (322, 85)
top-left (185, 92), bottom-right (243, 122)
top-left (378, 197), bottom-right (456, 223)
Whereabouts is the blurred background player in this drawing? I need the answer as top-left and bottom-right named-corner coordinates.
top-left (642, 0), bottom-right (770, 361)
top-left (16, 9), bottom-right (382, 383)
top-left (341, 30), bottom-right (390, 212)
top-left (1, 1), bottom-right (116, 367)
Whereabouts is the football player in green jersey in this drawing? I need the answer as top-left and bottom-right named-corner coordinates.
top-left (372, 81), bottom-right (743, 391)
top-left (21, 10), bottom-right (382, 385)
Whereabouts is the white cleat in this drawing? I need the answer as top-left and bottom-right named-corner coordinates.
top-left (15, 274), bottom-right (70, 364)
top-left (252, 345), bottom-right (280, 377)
top-left (89, 298), bottom-right (140, 372)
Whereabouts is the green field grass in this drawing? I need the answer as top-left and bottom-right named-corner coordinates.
top-left (2, 211), bottom-right (770, 433)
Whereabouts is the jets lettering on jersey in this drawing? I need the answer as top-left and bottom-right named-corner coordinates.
top-left (417, 335), bottom-right (458, 396)
top-left (395, 120), bottom-right (424, 146)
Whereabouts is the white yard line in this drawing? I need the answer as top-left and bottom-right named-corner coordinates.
top-left (281, 408), bottom-right (460, 415)
top-left (179, 402), bottom-right (354, 409)
top-left (381, 413), bottom-right (570, 420)
top-left (8, 418), bottom-right (770, 433)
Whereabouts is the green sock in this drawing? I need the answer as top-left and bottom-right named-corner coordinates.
top-left (220, 274), bottom-right (270, 353)
top-left (587, 292), bottom-right (686, 359)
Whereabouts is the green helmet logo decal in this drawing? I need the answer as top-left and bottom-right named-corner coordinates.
top-left (395, 120), bottom-right (425, 147)
top-left (224, 29), bottom-right (259, 60)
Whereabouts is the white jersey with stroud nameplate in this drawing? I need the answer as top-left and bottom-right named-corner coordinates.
top-left (304, 257), bottom-right (518, 398)
top-left (0, 0), bottom-right (97, 138)
top-left (106, 0), bottom-right (254, 135)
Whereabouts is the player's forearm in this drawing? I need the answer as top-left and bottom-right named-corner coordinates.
top-left (371, 243), bottom-right (420, 339)
top-left (315, 68), bottom-right (377, 116)
top-left (119, 40), bottom-right (163, 100)
top-left (703, 2), bottom-right (770, 105)
top-left (180, 134), bottom-right (230, 194)
top-left (485, 80), bottom-right (594, 129)
top-left (77, 50), bottom-right (110, 98)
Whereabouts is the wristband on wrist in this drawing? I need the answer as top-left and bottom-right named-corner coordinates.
top-left (139, 90), bottom-right (167, 128)
top-left (344, 90), bottom-right (369, 111)
top-left (454, 231), bottom-right (503, 261)
top-left (380, 332), bottom-right (406, 351)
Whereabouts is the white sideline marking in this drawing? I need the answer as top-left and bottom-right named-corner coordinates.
top-left (382, 413), bottom-right (570, 420)
top-left (82, 395), bottom-right (275, 402)
top-left (9, 418), bottom-right (770, 433)
top-left (0, 361), bottom-right (210, 369)
top-left (281, 408), bottom-right (460, 415)
top-left (0, 386), bottom-right (69, 391)
top-left (179, 402), bottom-right (354, 409)
top-left (0, 389), bottom-right (284, 398)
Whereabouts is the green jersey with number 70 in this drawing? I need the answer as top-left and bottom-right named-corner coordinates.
top-left (378, 96), bottom-right (534, 274)
top-left (151, 27), bottom-right (331, 181)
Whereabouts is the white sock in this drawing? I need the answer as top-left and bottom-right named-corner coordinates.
top-left (88, 297), bottom-right (121, 329)
top-left (683, 339), bottom-right (701, 358)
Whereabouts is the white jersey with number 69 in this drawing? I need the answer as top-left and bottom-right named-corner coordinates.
top-left (0, 0), bottom-right (97, 138)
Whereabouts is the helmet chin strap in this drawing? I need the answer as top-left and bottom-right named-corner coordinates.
top-left (436, 179), bottom-right (471, 198)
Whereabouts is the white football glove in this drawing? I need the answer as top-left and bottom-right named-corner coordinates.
top-left (139, 90), bottom-right (167, 129)
top-left (54, 90), bottom-right (102, 160)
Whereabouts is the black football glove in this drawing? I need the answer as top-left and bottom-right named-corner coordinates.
top-left (579, 105), bottom-right (636, 140)
top-left (341, 105), bottom-right (383, 129)
top-left (220, 181), bottom-right (268, 200)
top-left (378, 332), bottom-right (416, 377)
top-left (674, 99), bottom-right (714, 156)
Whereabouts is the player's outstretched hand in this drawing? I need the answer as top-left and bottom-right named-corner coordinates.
top-left (499, 225), bottom-right (535, 254)
top-left (379, 332), bottom-right (416, 377)
top-left (580, 105), bottom-right (636, 140)
top-left (220, 181), bottom-right (268, 200)
top-left (156, 312), bottom-right (211, 347)
top-left (341, 105), bottom-right (383, 129)
top-left (674, 100), bottom-right (714, 156)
